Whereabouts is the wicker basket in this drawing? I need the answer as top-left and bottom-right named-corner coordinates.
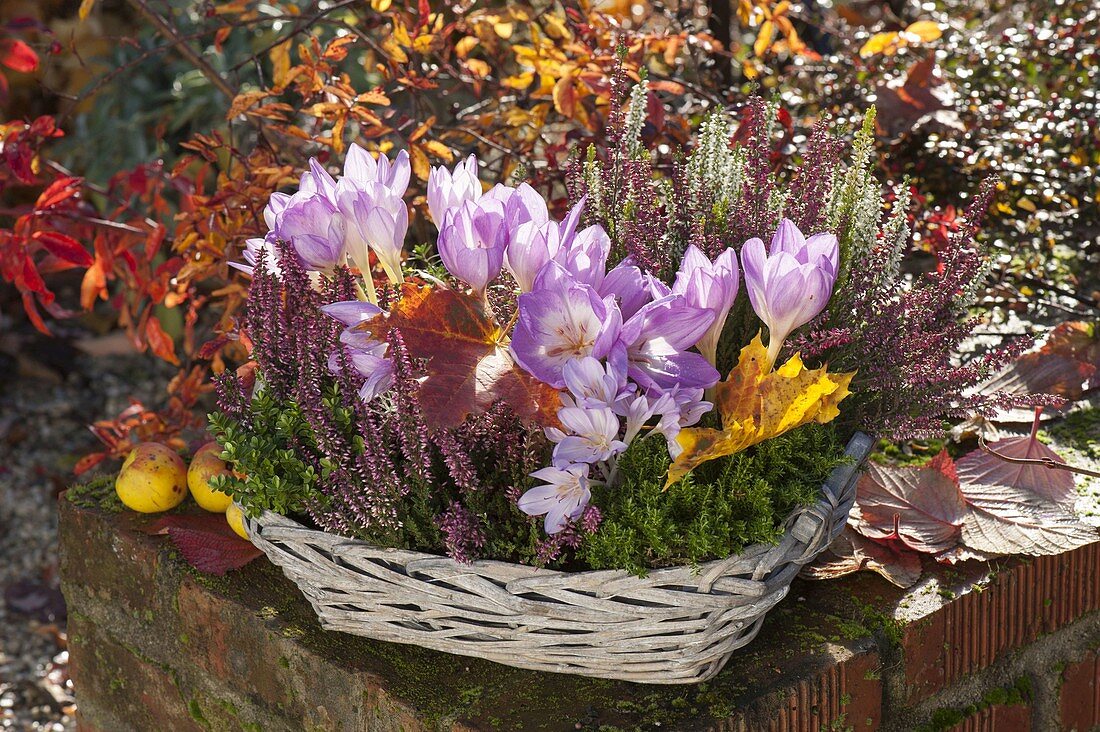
top-left (241, 432), bottom-right (873, 684)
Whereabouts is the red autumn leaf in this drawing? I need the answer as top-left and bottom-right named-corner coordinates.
top-left (983, 321), bottom-right (1099, 401)
top-left (359, 284), bottom-right (561, 432)
top-left (33, 231), bottom-right (94, 267)
top-left (803, 527), bottom-right (923, 588)
top-left (0, 38), bottom-right (38, 73)
top-left (145, 514), bottom-right (260, 575)
top-left (957, 417), bottom-right (1078, 508)
top-left (145, 316), bottom-right (180, 365)
top-left (34, 176), bottom-right (81, 210)
top-left (851, 450), bottom-right (966, 554)
top-left (958, 481), bottom-right (1096, 557)
top-left (874, 57), bottom-right (964, 139)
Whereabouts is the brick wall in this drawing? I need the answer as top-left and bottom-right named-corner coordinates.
top-left (59, 494), bottom-right (1100, 731)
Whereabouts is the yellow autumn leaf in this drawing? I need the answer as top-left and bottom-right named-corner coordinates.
top-left (78, 0), bottom-right (96, 21)
top-left (665, 334), bottom-right (854, 489)
top-left (455, 36), bottom-right (479, 58)
top-left (421, 139), bottom-right (454, 162)
top-left (270, 39), bottom-right (293, 88)
top-left (859, 31), bottom-right (901, 58)
top-left (754, 20), bottom-right (776, 57)
top-left (371, 0), bottom-right (392, 11)
top-left (904, 20), bottom-right (942, 42)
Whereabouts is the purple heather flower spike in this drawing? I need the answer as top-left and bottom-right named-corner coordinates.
top-left (518, 464), bottom-right (592, 534)
top-left (274, 193), bottom-right (346, 272)
top-left (620, 295), bottom-right (720, 393)
top-left (510, 269), bottom-right (623, 388)
top-left (437, 198), bottom-right (507, 294)
top-left (550, 406), bottom-right (627, 467)
top-left (336, 179), bottom-right (409, 284)
top-left (320, 300), bottom-right (383, 327)
top-left (505, 219), bottom-right (562, 293)
top-left (427, 154), bottom-right (482, 226)
top-left (742, 218), bottom-right (839, 367)
top-left (672, 245), bottom-right (740, 366)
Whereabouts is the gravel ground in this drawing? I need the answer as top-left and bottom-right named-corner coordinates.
top-left (0, 323), bottom-right (169, 732)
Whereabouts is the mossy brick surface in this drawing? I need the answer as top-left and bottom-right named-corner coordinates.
top-left (59, 480), bottom-right (1100, 731)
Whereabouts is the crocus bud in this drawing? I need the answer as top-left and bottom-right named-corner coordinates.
top-left (672, 245), bottom-right (739, 366)
top-left (437, 198), bottom-right (507, 295)
top-left (505, 219), bottom-right (562, 292)
top-left (741, 218), bottom-right (839, 368)
top-left (427, 155), bottom-right (481, 226)
top-left (274, 193), bottom-right (346, 273)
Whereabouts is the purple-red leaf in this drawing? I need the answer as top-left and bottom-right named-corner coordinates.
top-left (803, 528), bottom-right (923, 588)
top-left (956, 422), bottom-right (1077, 508)
top-left (145, 514), bottom-right (260, 575)
top-left (851, 451), bottom-right (966, 554)
top-left (959, 482), bottom-right (1096, 556)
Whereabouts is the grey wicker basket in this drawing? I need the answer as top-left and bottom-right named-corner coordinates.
top-left (241, 432), bottom-right (873, 684)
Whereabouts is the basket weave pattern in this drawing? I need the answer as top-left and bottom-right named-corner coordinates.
top-left (242, 432), bottom-right (873, 684)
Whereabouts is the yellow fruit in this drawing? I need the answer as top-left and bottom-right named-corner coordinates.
top-left (115, 443), bottom-right (188, 513)
top-left (187, 442), bottom-right (233, 513)
top-left (226, 503), bottom-right (249, 540)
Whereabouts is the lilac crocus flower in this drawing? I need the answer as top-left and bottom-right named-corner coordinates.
top-left (343, 144), bottom-right (411, 195)
top-left (274, 193), bottom-right (346, 272)
top-left (619, 295), bottom-right (720, 393)
top-left (672, 245), bottom-right (739, 366)
top-left (231, 237), bottom-right (281, 278)
top-left (518, 464), bottom-right (592, 534)
top-left (263, 192), bottom-right (291, 230)
top-left (437, 198), bottom-right (507, 295)
top-left (561, 356), bottom-right (628, 408)
top-left (502, 182), bottom-right (550, 233)
top-left (742, 218), bottom-right (839, 368)
top-left (510, 267), bottom-right (623, 388)
top-left (547, 405), bottom-right (627, 467)
top-left (555, 224), bottom-right (611, 289)
top-left (321, 301), bottom-right (393, 402)
top-left (336, 179), bottom-right (409, 285)
top-left (505, 219), bottom-right (562, 292)
top-left (598, 259), bottom-right (653, 320)
top-left (427, 155), bottom-right (482, 225)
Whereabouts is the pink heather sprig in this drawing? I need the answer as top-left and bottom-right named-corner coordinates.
top-left (534, 506), bottom-right (603, 566)
top-left (438, 502), bottom-right (487, 564)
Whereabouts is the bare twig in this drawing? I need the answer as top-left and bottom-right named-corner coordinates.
top-left (977, 432), bottom-right (1100, 480)
top-left (126, 0), bottom-right (237, 100)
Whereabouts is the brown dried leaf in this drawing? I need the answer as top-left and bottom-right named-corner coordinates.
top-left (803, 528), bottom-right (923, 588)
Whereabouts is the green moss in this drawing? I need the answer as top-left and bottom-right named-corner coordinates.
top-left (65, 475), bottom-right (125, 512)
top-left (916, 676), bottom-right (1031, 732)
top-left (1044, 407), bottom-right (1100, 460)
top-left (187, 699), bottom-right (209, 728)
top-left (871, 438), bottom-right (946, 467)
top-left (581, 423), bottom-right (847, 575)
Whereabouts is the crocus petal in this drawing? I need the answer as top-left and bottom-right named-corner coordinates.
top-left (321, 301), bottom-right (383, 326)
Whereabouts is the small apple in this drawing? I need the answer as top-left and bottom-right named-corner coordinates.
top-left (226, 503), bottom-right (249, 540)
top-left (187, 442), bottom-right (233, 513)
top-left (115, 443), bottom-right (188, 513)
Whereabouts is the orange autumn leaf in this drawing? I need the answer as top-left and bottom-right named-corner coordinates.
top-left (358, 284), bottom-right (561, 432)
top-left (665, 333), bottom-right (854, 488)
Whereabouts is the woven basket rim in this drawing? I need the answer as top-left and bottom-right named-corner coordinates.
top-left (243, 431), bottom-right (875, 582)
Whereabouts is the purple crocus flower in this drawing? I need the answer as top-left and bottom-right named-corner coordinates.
top-left (510, 267), bottom-right (623, 388)
top-left (321, 300), bottom-right (393, 402)
top-left (505, 219), bottom-right (562, 292)
top-left (263, 192), bottom-right (291, 230)
top-left (231, 237), bottom-right (280, 278)
top-left (274, 193), bottom-right (346, 272)
top-left (560, 356), bottom-right (628, 408)
top-left (518, 464), bottom-right (592, 534)
top-left (598, 259), bottom-right (653, 320)
top-left (427, 155), bottom-right (482, 225)
top-left (343, 144), bottom-right (411, 195)
top-left (547, 405), bottom-right (627, 467)
top-left (336, 179), bottom-right (409, 285)
top-left (437, 198), bottom-right (507, 295)
top-left (619, 295), bottom-right (720, 393)
top-left (555, 224), bottom-right (611, 289)
top-left (672, 245), bottom-right (739, 366)
top-left (742, 218), bottom-right (839, 367)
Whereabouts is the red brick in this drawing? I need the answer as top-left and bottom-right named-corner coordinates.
top-left (903, 544), bottom-right (1100, 705)
top-left (1060, 651), bottom-right (1100, 731)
